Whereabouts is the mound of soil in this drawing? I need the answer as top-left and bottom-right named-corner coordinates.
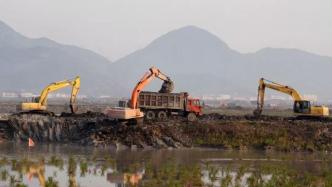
top-left (4, 113), bottom-right (332, 151)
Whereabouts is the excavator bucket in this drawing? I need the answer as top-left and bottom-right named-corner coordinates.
top-left (253, 108), bottom-right (262, 117)
top-left (70, 103), bottom-right (78, 114)
top-left (159, 80), bottom-right (174, 93)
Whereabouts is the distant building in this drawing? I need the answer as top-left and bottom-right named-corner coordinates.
top-left (48, 93), bottom-right (72, 98)
top-left (78, 95), bottom-right (88, 99)
top-left (19, 92), bottom-right (35, 98)
top-left (216, 94), bottom-right (231, 100)
top-left (99, 95), bottom-right (112, 99)
top-left (202, 94), bottom-right (232, 101)
top-left (249, 97), bottom-right (257, 101)
top-left (270, 95), bottom-right (289, 100)
top-left (232, 96), bottom-right (248, 101)
top-left (1, 92), bottom-right (19, 98)
top-left (202, 95), bottom-right (216, 101)
top-left (303, 94), bottom-right (318, 102)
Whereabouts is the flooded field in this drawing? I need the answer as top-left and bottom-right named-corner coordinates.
top-left (0, 143), bottom-right (331, 187)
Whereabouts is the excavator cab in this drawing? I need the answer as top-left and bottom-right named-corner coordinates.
top-left (33, 96), bottom-right (40, 103)
top-left (293, 100), bottom-right (311, 114)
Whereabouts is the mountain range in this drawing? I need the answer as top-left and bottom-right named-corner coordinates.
top-left (0, 20), bottom-right (114, 96)
top-left (1, 20), bottom-right (332, 100)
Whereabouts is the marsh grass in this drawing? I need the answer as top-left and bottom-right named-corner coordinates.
top-left (79, 161), bottom-right (88, 177)
top-left (143, 160), bottom-right (202, 187)
top-left (45, 177), bottom-right (58, 187)
top-left (48, 156), bottom-right (64, 170)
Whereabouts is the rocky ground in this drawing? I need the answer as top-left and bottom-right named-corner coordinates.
top-left (1, 112), bottom-right (332, 152)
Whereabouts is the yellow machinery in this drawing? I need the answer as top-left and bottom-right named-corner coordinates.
top-left (107, 170), bottom-right (145, 186)
top-left (104, 67), bottom-right (173, 121)
top-left (21, 76), bottom-right (80, 113)
top-left (254, 78), bottom-right (329, 117)
top-left (22, 161), bottom-right (46, 187)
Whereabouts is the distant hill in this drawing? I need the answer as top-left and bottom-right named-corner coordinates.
top-left (110, 26), bottom-right (332, 101)
top-left (0, 20), bottom-right (115, 96)
top-left (1, 21), bottom-right (332, 101)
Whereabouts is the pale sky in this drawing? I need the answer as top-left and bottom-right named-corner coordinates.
top-left (0, 0), bottom-right (331, 61)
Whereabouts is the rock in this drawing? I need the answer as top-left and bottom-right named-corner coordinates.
top-left (162, 136), bottom-right (176, 148)
top-left (154, 138), bottom-right (167, 148)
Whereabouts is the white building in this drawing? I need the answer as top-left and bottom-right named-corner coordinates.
top-left (20, 92), bottom-right (35, 98)
top-left (303, 94), bottom-right (318, 102)
top-left (1, 92), bottom-right (19, 98)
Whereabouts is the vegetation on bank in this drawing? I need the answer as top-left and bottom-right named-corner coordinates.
top-left (184, 119), bottom-right (332, 152)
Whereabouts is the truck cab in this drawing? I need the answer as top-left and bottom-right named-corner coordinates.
top-left (187, 98), bottom-right (203, 115)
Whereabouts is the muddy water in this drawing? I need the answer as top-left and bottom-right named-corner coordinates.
top-left (0, 143), bottom-right (331, 187)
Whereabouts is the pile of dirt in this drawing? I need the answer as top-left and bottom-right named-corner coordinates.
top-left (200, 113), bottom-right (289, 122)
top-left (83, 120), bottom-right (192, 148)
top-left (4, 113), bottom-right (332, 151)
top-left (7, 113), bottom-right (192, 149)
top-left (184, 117), bottom-right (332, 151)
top-left (0, 120), bottom-right (12, 142)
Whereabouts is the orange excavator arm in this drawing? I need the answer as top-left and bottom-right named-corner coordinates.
top-left (104, 66), bottom-right (173, 121)
top-left (130, 67), bottom-right (173, 109)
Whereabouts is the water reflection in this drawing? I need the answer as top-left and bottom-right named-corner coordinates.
top-left (0, 143), bottom-right (331, 187)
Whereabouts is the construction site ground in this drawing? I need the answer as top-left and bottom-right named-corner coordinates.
top-left (0, 103), bottom-right (331, 152)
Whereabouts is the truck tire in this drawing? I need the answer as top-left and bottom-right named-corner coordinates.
top-left (157, 111), bottom-right (168, 120)
top-left (146, 111), bottom-right (156, 120)
top-left (187, 113), bottom-right (197, 122)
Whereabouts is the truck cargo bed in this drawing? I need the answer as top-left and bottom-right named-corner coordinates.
top-left (139, 91), bottom-right (186, 110)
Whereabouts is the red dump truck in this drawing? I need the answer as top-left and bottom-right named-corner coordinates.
top-left (138, 91), bottom-right (203, 121)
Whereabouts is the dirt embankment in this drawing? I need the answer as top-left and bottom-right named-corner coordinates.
top-left (3, 113), bottom-right (332, 151)
top-left (188, 114), bottom-right (332, 151)
top-left (6, 113), bottom-right (192, 149)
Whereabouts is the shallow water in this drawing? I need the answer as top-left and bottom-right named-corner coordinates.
top-left (0, 143), bottom-right (331, 187)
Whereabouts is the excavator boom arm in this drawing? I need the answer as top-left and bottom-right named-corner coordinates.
top-left (69, 77), bottom-right (80, 113)
top-left (130, 67), bottom-right (172, 109)
top-left (38, 81), bottom-right (71, 106)
top-left (255, 78), bottom-right (303, 116)
top-left (263, 80), bottom-right (302, 101)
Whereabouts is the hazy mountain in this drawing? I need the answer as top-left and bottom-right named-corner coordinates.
top-left (1, 21), bottom-right (332, 101)
top-left (110, 26), bottom-right (332, 101)
top-left (110, 26), bottom-right (243, 95)
top-left (0, 20), bottom-right (115, 96)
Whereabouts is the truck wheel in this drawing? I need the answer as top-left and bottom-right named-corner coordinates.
top-left (187, 113), bottom-right (197, 122)
top-left (146, 111), bottom-right (156, 120)
top-left (157, 111), bottom-right (168, 120)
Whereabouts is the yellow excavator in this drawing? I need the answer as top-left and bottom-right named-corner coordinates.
top-left (21, 76), bottom-right (81, 114)
top-left (253, 78), bottom-right (329, 117)
top-left (104, 66), bottom-right (173, 122)
top-left (24, 162), bottom-right (46, 187)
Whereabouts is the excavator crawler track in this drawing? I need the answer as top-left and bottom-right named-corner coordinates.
top-left (15, 110), bottom-right (55, 117)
